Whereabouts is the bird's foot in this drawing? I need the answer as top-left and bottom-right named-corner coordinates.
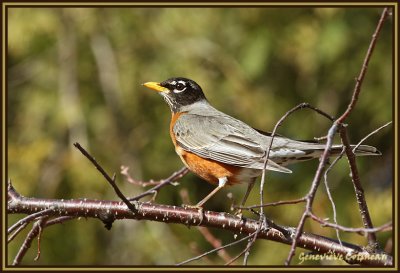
top-left (182, 204), bottom-right (204, 225)
top-left (233, 208), bottom-right (244, 219)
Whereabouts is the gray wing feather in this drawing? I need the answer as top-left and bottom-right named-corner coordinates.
top-left (173, 113), bottom-right (292, 173)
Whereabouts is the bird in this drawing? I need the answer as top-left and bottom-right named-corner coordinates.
top-left (143, 77), bottom-right (380, 208)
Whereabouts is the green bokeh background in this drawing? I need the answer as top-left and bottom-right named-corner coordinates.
top-left (7, 6), bottom-right (393, 266)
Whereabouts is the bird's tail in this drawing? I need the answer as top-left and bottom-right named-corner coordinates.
top-left (330, 144), bottom-right (381, 156)
top-left (274, 142), bottom-right (381, 167)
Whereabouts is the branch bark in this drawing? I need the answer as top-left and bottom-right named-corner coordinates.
top-left (7, 182), bottom-right (392, 266)
top-left (334, 7), bottom-right (390, 249)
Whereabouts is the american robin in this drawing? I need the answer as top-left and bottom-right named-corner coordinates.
top-left (143, 77), bottom-right (380, 207)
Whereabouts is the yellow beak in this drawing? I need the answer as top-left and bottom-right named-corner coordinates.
top-left (143, 82), bottom-right (169, 93)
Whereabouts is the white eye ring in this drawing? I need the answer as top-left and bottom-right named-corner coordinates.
top-left (173, 87), bottom-right (186, 93)
top-left (173, 81), bottom-right (187, 93)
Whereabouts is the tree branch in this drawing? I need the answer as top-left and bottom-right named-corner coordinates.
top-left (334, 8), bottom-right (390, 250)
top-left (7, 181), bottom-right (392, 266)
top-left (284, 7), bottom-right (391, 264)
top-left (336, 7), bottom-right (390, 124)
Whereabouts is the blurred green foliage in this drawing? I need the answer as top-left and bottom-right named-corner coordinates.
top-left (7, 6), bottom-right (393, 266)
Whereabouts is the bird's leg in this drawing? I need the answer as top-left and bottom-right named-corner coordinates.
top-left (181, 177), bottom-right (227, 226)
top-left (196, 177), bottom-right (228, 207)
top-left (241, 179), bottom-right (256, 207)
top-left (234, 179), bottom-right (256, 217)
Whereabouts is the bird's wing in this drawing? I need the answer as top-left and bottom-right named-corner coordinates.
top-left (173, 113), bottom-right (292, 173)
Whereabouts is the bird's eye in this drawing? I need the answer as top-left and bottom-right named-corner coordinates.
top-left (173, 81), bottom-right (187, 93)
top-left (176, 82), bottom-right (185, 90)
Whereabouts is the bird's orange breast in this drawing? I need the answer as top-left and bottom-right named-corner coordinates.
top-left (169, 112), bottom-right (256, 186)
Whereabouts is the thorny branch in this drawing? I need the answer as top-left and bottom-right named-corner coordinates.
top-left (237, 121), bottom-right (391, 248)
top-left (126, 167), bottom-right (189, 202)
top-left (284, 123), bottom-right (339, 265)
top-left (8, 115), bottom-right (391, 266)
top-left (335, 6), bottom-right (391, 250)
top-left (241, 102), bottom-right (335, 265)
top-left (7, 181), bottom-right (392, 266)
top-left (284, 7), bottom-right (391, 265)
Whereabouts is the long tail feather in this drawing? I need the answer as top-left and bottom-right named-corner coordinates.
top-left (331, 144), bottom-right (381, 156)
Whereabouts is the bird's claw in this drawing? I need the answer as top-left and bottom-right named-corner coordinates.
top-left (182, 204), bottom-right (204, 225)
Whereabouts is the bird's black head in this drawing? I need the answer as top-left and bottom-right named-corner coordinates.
top-left (143, 77), bottom-right (207, 113)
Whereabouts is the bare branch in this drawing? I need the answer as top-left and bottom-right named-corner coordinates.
top-left (336, 7), bottom-right (390, 123)
top-left (8, 208), bottom-right (54, 235)
top-left (285, 7), bottom-right (391, 264)
top-left (323, 149), bottom-right (345, 246)
top-left (197, 227), bottom-right (233, 263)
top-left (285, 123), bottom-right (339, 265)
top-left (121, 165), bottom-right (170, 187)
top-left (127, 167), bottom-right (189, 201)
top-left (33, 219), bottom-right (45, 262)
top-left (8, 184), bottom-right (392, 266)
top-left (352, 121), bottom-right (392, 153)
top-left (255, 103), bottom-right (335, 265)
top-left (179, 189), bottom-right (233, 263)
top-left (309, 213), bottom-right (392, 235)
top-left (12, 218), bottom-right (47, 266)
top-left (73, 142), bottom-right (138, 214)
top-left (239, 197), bottom-right (307, 210)
top-left (8, 222), bottom-right (29, 244)
top-left (339, 127), bottom-right (378, 247)
top-left (177, 232), bottom-right (256, 266)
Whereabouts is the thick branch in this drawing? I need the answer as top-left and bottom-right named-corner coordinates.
top-left (7, 183), bottom-right (392, 266)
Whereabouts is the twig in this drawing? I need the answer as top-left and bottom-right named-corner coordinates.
top-left (177, 232), bottom-right (256, 266)
top-left (121, 165), bottom-right (180, 187)
top-left (309, 213), bottom-right (392, 235)
top-left (285, 123), bottom-right (338, 265)
top-left (241, 215), bottom-right (266, 266)
top-left (8, 208), bottom-right (54, 235)
top-left (12, 218), bottom-right (47, 266)
top-left (323, 149), bottom-right (345, 247)
top-left (259, 103), bottom-right (334, 213)
top-left (197, 227), bottom-right (233, 263)
top-left (8, 183), bottom-right (77, 264)
top-left (352, 121), bottom-right (392, 153)
top-left (257, 103), bottom-right (334, 265)
top-left (336, 7), bottom-right (390, 124)
top-left (339, 127), bottom-right (378, 248)
top-left (322, 122), bottom-right (391, 246)
top-left (73, 142), bottom-right (138, 214)
top-left (238, 197), bottom-right (307, 210)
top-left (285, 7), bottom-right (390, 265)
top-left (8, 222), bottom-right (29, 243)
top-left (44, 216), bottom-right (76, 226)
top-left (334, 11), bottom-right (390, 247)
top-left (180, 188), bottom-right (233, 263)
top-left (8, 215), bottom-right (75, 244)
top-left (250, 103), bottom-right (335, 264)
top-left (226, 234), bottom-right (256, 266)
top-left (128, 167), bottom-right (189, 201)
top-left (33, 218), bottom-right (46, 261)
